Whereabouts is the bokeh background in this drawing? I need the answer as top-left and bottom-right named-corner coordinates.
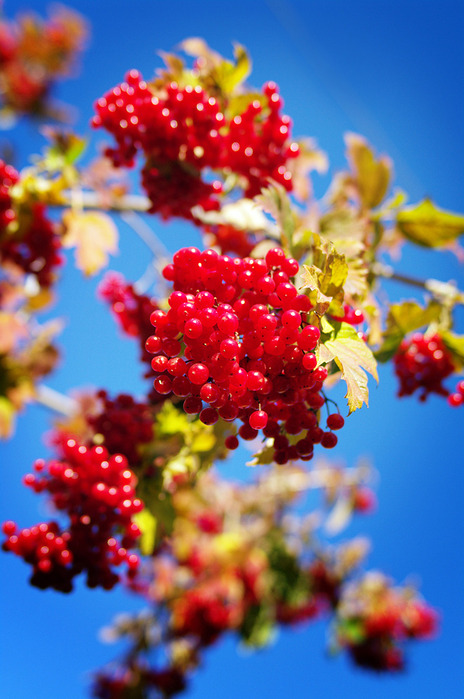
top-left (1, 1), bottom-right (463, 697)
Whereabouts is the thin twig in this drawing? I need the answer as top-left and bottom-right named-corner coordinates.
top-left (374, 262), bottom-right (464, 304)
top-left (35, 384), bottom-right (78, 417)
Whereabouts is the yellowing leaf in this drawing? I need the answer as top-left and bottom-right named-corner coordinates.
top-left (375, 300), bottom-right (442, 362)
top-left (220, 43), bottom-right (251, 93)
top-left (0, 396), bottom-right (15, 439)
top-left (441, 331), bottom-right (464, 370)
top-left (396, 198), bottom-right (464, 247)
top-left (318, 320), bottom-right (378, 413)
top-left (300, 235), bottom-right (348, 315)
top-left (190, 428), bottom-right (216, 453)
top-left (345, 133), bottom-right (392, 209)
top-left (133, 509), bottom-right (157, 556)
top-left (62, 210), bottom-right (118, 275)
top-left (248, 442), bottom-right (276, 466)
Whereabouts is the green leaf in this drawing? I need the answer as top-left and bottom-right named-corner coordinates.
top-left (43, 130), bottom-right (87, 170)
top-left (133, 509), bottom-right (157, 556)
top-left (345, 133), bottom-right (392, 209)
top-left (396, 198), bottom-right (464, 248)
top-left (338, 618), bottom-right (366, 645)
top-left (375, 300), bottom-right (442, 362)
top-left (240, 604), bottom-right (275, 648)
top-left (317, 320), bottom-right (378, 413)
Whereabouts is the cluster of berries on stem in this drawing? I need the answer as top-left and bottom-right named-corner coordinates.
top-left (2, 440), bottom-right (143, 592)
top-left (0, 160), bottom-right (62, 287)
top-left (393, 332), bottom-right (455, 401)
top-left (92, 71), bottom-right (299, 220)
top-left (146, 246), bottom-right (344, 463)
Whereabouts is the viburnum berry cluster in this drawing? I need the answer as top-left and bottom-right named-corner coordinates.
top-left (393, 332), bottom-right (455, 401)
top-left (448, 379), bottom-right (464, 407)
top-left (2, 439), bottom-right (143, 592)
top-left (98, 271), bottom-right (158, 373)
top-left (0, 6), bottom-right (86, 118)
top-left (147, 246), bottom-right (345, 463)
top-left (86, 391), bottom-right (154, 466)
top-left (92, 70), bottom-right (299, 220)
top-left (0, 160), bottom-right (62, 287)
top-left (336, 573), bottom-right (438, 672)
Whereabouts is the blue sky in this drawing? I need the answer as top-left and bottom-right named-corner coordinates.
top-left (1, 1), bottom-right (463, 698)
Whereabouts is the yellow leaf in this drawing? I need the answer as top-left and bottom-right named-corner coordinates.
top-left (345, 133), bottom-right (392, 209)
top-left (0, 397), bottom-right (15, 439)
top-left (396, 198), bottom-right (464, 248)
top-left (133, 509), bottom-right (157, 556)
top-left (318, 320), bottom-right (378, 413)
top-left (62, 210), bottom-right (118, 275)
top-left (375, 300), bottom-right (442, 362)
top-left (300, 235), bottom-right (348, 315)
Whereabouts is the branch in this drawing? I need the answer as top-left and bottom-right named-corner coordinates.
top-left (35, 384), bottom-right (78, 417)
top-left (67, 190), bottom-right (151, 213)
top-left (374, 262), bottom-right (464, 305)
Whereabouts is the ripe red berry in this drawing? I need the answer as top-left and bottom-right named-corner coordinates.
top-left (327, 414), bottom-right (345, 430)
top-left (249, 410), bottom-right (268, 430)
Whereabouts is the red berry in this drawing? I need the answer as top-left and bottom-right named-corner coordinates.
top-left (249, 410), bottom-right (268, 430)
top-left (326, 413), bottom-right (345, 430)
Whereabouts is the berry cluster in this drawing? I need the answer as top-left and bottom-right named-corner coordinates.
top-left (0, 7), bottom-right (86, 116)
top-left (2, 440), bottom-right (143, 592)
top-left (203, 222), bottom-right (255, 258)
top-left (0, 159), bottom-right (18, 228)
top-left (87, 391), bottom-right (153, 465)
top-left (92, 664), bottom-right (186, 699)
top-left (394, 333), bottom-right (455, 401)
top-left (98, 272), bottom-right (158, 373)
top-left (147, 246), bottom-right (344, 463)
top-left (337, 574), bottom-right (438, 672)
top-left (447, 379), bottom-right (464, 408)
top-left (0, 161), bottom-right (62, 287)
top-left (332, 303), bottom-right (365, 326)
top-left (1, 203), bottom-right (62, 287)
top-left (92, 70), bottom-right (299, 220)
top-left (220, 81), bottom-right (299, 198)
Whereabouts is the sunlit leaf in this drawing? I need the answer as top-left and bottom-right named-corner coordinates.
top-left (318, 320), bottom-right (378, 413)
top-left (441, 331), bottom-right (464, 370)
top-left (396, 198), bottom-right (464, 248)
top-left (0, 396), bottom-right (15, 439)
top-left (133, 509), bottom-right (157, 556)
top-left (345, 133), bottom-right (392, 209)
top-left (375, 300), bottom-right (442, 362)
top-left (62, 210), bottom-right (119, 275)
top-left (300, 235), bottom-right (348, 315)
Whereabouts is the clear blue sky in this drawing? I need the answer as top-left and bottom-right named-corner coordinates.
top-left (1, 1), bottom-right (463, 698)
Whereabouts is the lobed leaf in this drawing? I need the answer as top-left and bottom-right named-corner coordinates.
top-left (396, 198), bottom-right (464, 248)
top-left (300, 235), bottom-right (348, 315)
top-left (318, 319), bottom-right (378, 413)
top-left (345, 133), bottom-right (392, 209)
top-left (62, 210), bottom-right (118, 276)
top-left (375, 300), bottom-right (442, 362)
